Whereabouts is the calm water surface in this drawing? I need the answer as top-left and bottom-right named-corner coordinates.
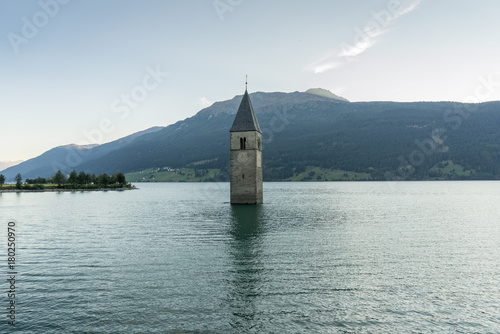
top-left (1, 182), bottom-right (499, 333)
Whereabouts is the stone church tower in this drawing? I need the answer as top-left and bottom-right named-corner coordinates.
top-left (230, 89), bottom-right (263, 204)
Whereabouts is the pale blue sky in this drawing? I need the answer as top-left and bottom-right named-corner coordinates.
top-left (1, 0), bottom-right (500, 162)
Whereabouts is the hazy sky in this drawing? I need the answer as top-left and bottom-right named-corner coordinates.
top-left (1, 0), bottom-right (500, 162)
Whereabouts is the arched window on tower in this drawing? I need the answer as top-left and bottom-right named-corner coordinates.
top-left (257, 138), bottom-right (261, 150)
top-left (239, 137), bottom-right (247, 149)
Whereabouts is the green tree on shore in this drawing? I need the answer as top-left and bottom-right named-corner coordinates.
top-left (50, 170), bottom-right (128, 189)
top-left (53, 170), bottom-right (66, 187)
top-left (15, 173), bottom-right (22, 190)
top-left (112, 172), bottom-right (126, 186)
top-left (77, 171), bottom-right (87, 185)
top-left (96, 173), bottom-right (111, 186)
top-left (25, 177), bottom-right (47, 184)
top-left (68, 170), bottom-right (78, 185)
top-left (2, 170), bottom-right (130, 191)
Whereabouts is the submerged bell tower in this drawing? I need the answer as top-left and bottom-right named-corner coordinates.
top-left (230, 85), bottom-right (263, 204)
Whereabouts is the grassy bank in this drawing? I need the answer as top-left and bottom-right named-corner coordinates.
top-left (126, 168), bottom-right (221, 182)
top-left (125, 166), bottom-right (372, 182)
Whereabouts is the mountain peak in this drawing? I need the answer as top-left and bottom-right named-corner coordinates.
top-left (59, 144), bottom-right (99, 150)
top-left (305, 88), bottom-right (349, 102)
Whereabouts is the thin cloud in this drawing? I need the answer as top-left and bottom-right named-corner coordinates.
top-left (199, 97), bottom-right (213, 108)
top-left (314, 62), bottom-right (342, 74)
top-left (339, 0), bottom-right (422, 59)
top-left (393, 0), bottom-right (422, 20)
top-left (304, 50), bottom-right (341, 74)
top-left (307, 0), bottom-right (422, 74)
top-left (338, 38), bottom-right (377, 58)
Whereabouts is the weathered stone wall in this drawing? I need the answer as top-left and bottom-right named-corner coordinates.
top-left (230, 131), bottom-right (263, 204)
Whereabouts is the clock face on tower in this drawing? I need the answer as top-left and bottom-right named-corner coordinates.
top-left (237, 151), bottom-right (249, 164)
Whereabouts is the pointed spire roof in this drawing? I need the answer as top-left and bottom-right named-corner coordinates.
top-left (230, 89), bottom-right (261, 133)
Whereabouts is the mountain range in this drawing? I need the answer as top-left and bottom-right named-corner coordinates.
top-left (2, 89), bottom-right (500, 181)
top-left (0, 127), bottom-right (163, 181)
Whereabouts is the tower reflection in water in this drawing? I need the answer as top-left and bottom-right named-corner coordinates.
top-left (227, 204), bottom-right (265, 330)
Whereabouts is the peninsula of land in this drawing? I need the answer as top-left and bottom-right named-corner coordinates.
top-left (0, 187), bottom-right (135, 193)
top-left (0, 170), bottom-right (133, 193)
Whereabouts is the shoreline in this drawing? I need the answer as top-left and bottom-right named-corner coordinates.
top-left (0, 187), bottom-right (136, 193)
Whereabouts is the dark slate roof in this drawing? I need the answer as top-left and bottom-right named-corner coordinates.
top-left (230, 90), bottom-right (262, 133)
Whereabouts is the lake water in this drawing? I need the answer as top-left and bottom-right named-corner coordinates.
top-left (1, 181), bottom-right (499, 333)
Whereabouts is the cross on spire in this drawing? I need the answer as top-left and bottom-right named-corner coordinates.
top-left (245, 74), bottom-right (247, 90)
